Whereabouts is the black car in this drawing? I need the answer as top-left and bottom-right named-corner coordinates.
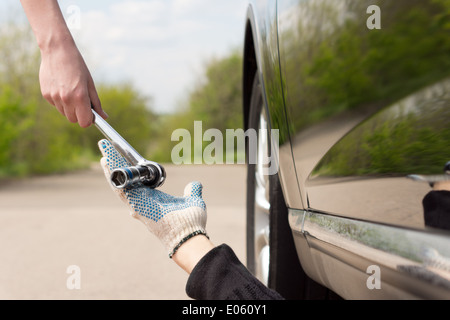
top-left (243, 0), bottom-right (450, 299)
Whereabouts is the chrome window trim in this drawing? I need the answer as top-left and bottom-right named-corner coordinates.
top-left (288, 209), bottom-right (450, 299)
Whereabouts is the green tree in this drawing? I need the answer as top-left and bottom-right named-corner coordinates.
top-left (187, 50), bottom-right (243, 131)
top-left (152, 50), bottom-right (243, 163)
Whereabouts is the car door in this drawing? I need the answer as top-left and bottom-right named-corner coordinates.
top-left (277, 0), bottom-right (450, 298)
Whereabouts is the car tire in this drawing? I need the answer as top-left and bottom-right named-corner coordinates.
top-left (246, 73), bottom-right (339, 299)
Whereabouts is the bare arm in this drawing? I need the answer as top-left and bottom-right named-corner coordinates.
top-left (20, 0), bottom-right (107, 127)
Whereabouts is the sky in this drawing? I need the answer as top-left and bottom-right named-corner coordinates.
top-left (0, 0), bottom-right (248, 114)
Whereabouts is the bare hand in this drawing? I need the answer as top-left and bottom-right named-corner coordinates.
top-left (39, 43), bottom-right (107, 127)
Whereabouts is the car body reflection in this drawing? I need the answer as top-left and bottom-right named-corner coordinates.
top-left (243, 0), bottom-right (450, 298)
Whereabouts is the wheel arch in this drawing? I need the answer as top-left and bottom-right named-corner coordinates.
top-left (243, 14), bottom-right (258, 132)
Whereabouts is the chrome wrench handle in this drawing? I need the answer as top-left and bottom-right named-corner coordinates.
top-left (93, 109), bottom-right (144, 166)
top-left (92, 109), bottom-right (166, 189)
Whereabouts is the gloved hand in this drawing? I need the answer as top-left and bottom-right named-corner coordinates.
top-left (98, 139), bottom-right (207, 258)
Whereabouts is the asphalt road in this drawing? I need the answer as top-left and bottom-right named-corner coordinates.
top-left (0, 164), bottom-right (247, 299)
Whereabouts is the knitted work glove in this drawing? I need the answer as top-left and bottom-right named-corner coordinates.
top-left (98, 139), bottom-right (207, 258)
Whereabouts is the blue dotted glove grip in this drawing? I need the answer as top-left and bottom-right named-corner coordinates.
top-left (99, 139), bottom-right (207, 257)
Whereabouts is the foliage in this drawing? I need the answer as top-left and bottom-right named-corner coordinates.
top-left (151, 50), bottom-right (243, 163)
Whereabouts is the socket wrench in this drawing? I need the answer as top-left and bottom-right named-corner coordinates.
top-left (92, 109), bottom-right (166, 189)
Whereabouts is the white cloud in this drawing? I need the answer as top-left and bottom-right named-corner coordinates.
top-left (172, 0), bottom-right (207, 16)
top-left (110, 0), bottom-right (166, 21)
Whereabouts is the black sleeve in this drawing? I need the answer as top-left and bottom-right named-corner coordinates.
top-left (186, 244), bottom-right (284, 300)
top-left (423, 190), bottom-right (450, 231)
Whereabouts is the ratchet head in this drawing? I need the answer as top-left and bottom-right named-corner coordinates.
top-left (110, 162), bottom-right (166, 189)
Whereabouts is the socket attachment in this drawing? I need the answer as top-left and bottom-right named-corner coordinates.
top-left (110, 162), bottom-right (166, 189)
